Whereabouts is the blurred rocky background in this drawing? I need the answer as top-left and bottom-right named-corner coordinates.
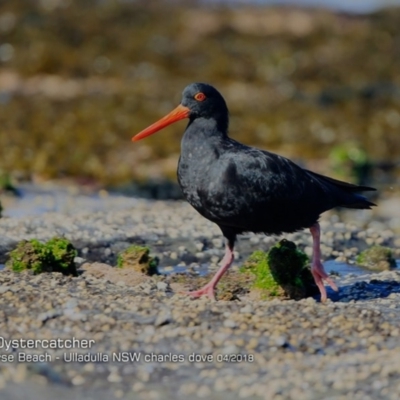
top-left (0, 0), bottom-right (399, 191)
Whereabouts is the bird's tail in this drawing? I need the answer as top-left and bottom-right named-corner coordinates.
top-left (340, 195), bottom-right (376, 209)
top-left (306, 170), bottom-right (377, 210)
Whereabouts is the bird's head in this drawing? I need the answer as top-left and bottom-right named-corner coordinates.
top-left (132, 83), bottom-right (228, 141)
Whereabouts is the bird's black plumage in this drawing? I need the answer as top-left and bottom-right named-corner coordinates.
top-left (133, 82), bottom-right (376, 301)
top-left (176, 83), bottom-right (375, 243)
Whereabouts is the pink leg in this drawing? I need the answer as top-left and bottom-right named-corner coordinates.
top-left (310, 222), bottom-right (338, 302)
top-left (185, 243), bottom-right (234, 300)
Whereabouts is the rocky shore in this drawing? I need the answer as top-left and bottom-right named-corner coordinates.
top-left (0, 189), bottom-right (400, 399)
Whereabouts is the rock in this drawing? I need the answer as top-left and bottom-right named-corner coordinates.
top-left (267, 239), bottom-right (319, 299)
top-left (117, 245), bottom-right (158, 275)
top-left (6, 238), bottom-right (77, 276)
top-left (242, 239), bottom-right (318, 299)
top-left (356, 246), bottom-right (397, 271)
top-left (241, 250), bottom-right (284, 298)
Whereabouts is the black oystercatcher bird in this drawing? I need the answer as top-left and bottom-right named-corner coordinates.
top-left (132, 83), bottom-right (376, 301)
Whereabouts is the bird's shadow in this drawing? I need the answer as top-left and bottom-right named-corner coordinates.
top-left (327, 278), bottom-right (400, 302)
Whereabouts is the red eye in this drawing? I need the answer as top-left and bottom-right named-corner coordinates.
top-left (194, 92), bottom-right (206, 101)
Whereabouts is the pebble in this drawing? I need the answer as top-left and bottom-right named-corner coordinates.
top-left (107, 372), bottom-right (122, 383)
top-left (223, 319), bottom-right (237, 329)
top-left (72, 375), bottom-right (85, 386)
top-left (0, 286), bottom-right (9, 294)
top-left (156, 282), bottom-right (168, 292)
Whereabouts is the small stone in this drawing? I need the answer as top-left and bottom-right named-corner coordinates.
top-left (212, 238), bottom-right (223, 248)
top-left (156, 281), bottom-right (168, 292)
top-left (274, 335), bottom-right (288, 347)
top-left (211, 256), bottom-right (220, 264)
top-left (132, 382), bottom-right (145, 392)
top-left (240, 304), bottom-right (253, 314)
top-left (0, 286), bottom-right (10, 294)
top-left (64, 309), bottom-right (86, 321)
top-left (154, 312), bottom-right (171, 327)
top-left (249, 236), bottom-right (260, 244)
top-left (74, 256), bottom-right (86, 265)
top-left (197, 385), bottom-right (211, 398)
top-left (114, 389), bottom-right (125, 398)
top-left (220, 344), bottom-right (238, 354)
top-left (223, 319), bottom-right (237, 329)
top-left (108, 372), bottom-right (122, 383)
top-left (195, 242), bottom-right (204, 251)
top-left (72, 375), bottom-right (85, 385)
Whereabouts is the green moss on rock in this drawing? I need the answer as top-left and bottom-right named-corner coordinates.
top-left (356, 246), bottom-right (396, 271)
top-left (243, 239), bottom-right (318, 299)
top-left (6, 238), bottom-right (77, 275)
top-left (241, 250), bottom-right (284, 298)
top-left (117, 245), bottom-right (158, 275)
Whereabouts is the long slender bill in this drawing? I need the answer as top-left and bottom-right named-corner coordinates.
top-left (132, 104), bottom-right (190, 141)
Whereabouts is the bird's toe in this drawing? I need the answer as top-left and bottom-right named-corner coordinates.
top-left (184, 285), bottom-right (216, 300)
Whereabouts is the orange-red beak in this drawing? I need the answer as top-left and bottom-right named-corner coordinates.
top-left (132, 104), bottom-right (190, 142)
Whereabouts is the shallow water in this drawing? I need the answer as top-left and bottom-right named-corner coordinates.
top-left (2, 187), bottom-right (137, 218)
top-left (160, 259), bottom-right (400, 277)
top-left (2, 261), bottom-right (400, 276)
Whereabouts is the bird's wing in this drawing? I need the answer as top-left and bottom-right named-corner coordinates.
top-left (220, 144), bottom-right (375, 210)
top-left (228, 147), bottom-right (316, 198)
top-left (203, 145), bottom-right (317, 216)
top-left (304, 170), bottom-right (376, 192)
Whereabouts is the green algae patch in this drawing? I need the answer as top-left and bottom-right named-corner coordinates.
top-left (117, 245), bottom-right (158, 275)
top-left (241, 250), bottom-right (284, 298)
top-left (356, 246), bottom-right (396, 271)
top-left (7, 238), bottom-right (78, 276)
top-left (242, 239), bottom-right (318, 300)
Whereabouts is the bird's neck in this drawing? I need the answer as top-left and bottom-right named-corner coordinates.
top-left (182, 117), bottom-right (228, 146)
top-left (178, 117), bottom-right (228, 193)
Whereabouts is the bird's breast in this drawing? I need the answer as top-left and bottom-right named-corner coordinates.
top-left (178, 154), bottom-right (246, 223)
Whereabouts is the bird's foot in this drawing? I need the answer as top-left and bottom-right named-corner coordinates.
top-left (311, 261), bottom-right (338, 302)
top-left (184, 283), bottom-right (216, 300)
